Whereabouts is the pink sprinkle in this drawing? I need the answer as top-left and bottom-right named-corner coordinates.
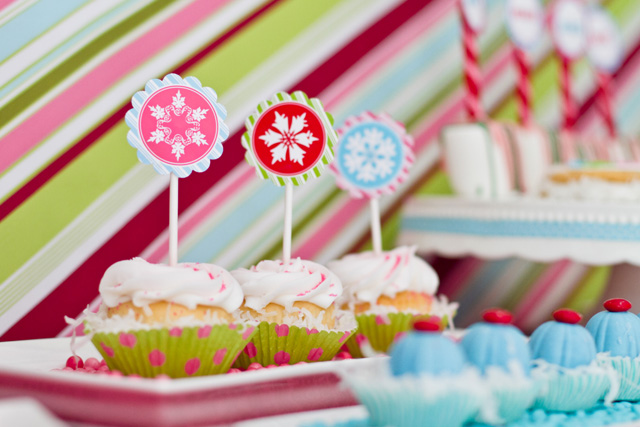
top-left (119, 333), bottom-right (137, 348)
top-left (242, 326), bottom-right (255, 340)
top-left (244, 342), bottom-right (257, 358)
top-left (275, 324), bottom-right (289, 337)
top-left (329, 284), bottom-right (334, 288)
top-left (198, 325), bottom-right (212, 339)
top-left (274, 351), bottom-right (290, 365)
top-left (219, 283), bottom-right (226, 292)
top-left (307, 348), bottom-right (323, 361)
top-left (84, 358), bottom-right (100, 370)
top-left (192, 267), bottom-right (200, 272)
top-left (184, 358), bottom-right (201, 376)
top-left (169, 327), bottom-right (182, 337)
top-left (100, 342), bottom-right (115, 357)
top-left (213, 348), bottom-right (227, 365)
top-left (208, 272), bottom-right (214, 279)
top-left (114, 283), bottom-right (121, 288)
top-left (148, 349), bottom-right (166, 367)
top-left (66, 356), bottom-right (83, 370)
top-left (329, 294), bottom-right (337, 297)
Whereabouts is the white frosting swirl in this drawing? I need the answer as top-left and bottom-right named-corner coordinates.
top-left (327, 246), bottom-right (439, 306)
top-left (231, 258), bottom-right (342, 311)
top-left (100, 258), bottom-right (243, 312)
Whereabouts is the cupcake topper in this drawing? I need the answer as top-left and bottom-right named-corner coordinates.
top-left (586, 7), bottom-right (623, 138)
top-left (330, 112), bottom-right (414, 255)
top-left (553, 308), bottom-right (582, 324)
top-left (126, 74), bottom-right (228, 266)
top-left (242, 91), bottom-right (337, 263)
top-left (482, 308), bottom-right (514, 324)
top-left (551, 0), bottom-right (587, 131)
top-left (603, 298), bottom-right (631, 312)
top-left (505, 0), bottom-right (544, 127)
top-left (459, 0), bottom-right (487, 120)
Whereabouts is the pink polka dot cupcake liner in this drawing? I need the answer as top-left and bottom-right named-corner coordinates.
top-left (346, 312), bottom-right (451, 358)
top-left (91, 323), bottom-right (256, 378)
top-left (233, 322), bottom-right (357, 369)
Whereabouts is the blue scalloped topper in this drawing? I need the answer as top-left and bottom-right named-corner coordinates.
top-left (125, 74), bottom-right (229, 177)
top-left (330, 112), bottom-right (414, 199)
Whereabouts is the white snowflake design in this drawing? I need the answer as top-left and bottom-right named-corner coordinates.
top-left (259, 112), bottom-right (318, 165)
top-left (146, 89), bottom-right (208, 161)
top-left (343, 128), bottom-right (397, 183)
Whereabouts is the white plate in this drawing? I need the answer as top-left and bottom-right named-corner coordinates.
top-left (0, 338), bottom-right (375, 426)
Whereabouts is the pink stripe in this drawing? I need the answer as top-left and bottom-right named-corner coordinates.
top-left (512, 260), bottom-right (571, 323)
top-left (0, 0), bottom-right (232, 174)
top-left (294, 199), bottom-right (366, 260)
top-left (142, 165), bottom-right (255, 263)
top-left (489, 121), bottom-right (515, 189)
top-left (0, 0), bottom-right (17, 13)
top-left (323, 0), bottom-right (454, 109)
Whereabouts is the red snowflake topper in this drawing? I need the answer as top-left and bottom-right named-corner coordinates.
top-left (242, 92), bottom-right (337, 186)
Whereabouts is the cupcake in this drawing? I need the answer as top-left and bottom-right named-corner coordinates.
top-left (327, 245), bottom-right (456, 357)
top-left (529, 309), bottom-right (615, 411)
top-left (346, 319), bottom-right (483, 427)
top-left (231, 258), bottom-right (357, 368)
top-left (83, 258), bottom-right (256, 378)
top-left (586, 298), bottom-right (640, 401)
top-left (461, 308), bottom-right (538, 424)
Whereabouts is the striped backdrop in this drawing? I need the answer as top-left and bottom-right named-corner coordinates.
top-left (1, 0), bottom-right (639, 341)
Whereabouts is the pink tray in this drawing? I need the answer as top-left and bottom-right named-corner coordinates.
top-left (0, 338), bottom-right (370, 426)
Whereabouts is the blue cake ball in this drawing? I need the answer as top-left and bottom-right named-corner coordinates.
top-left (461, 308), bottom-right (531, 375)
top-left (586, 298), bottom-right (640, 358)
top-left (390, 318), bottom-right (466, 377)
top-left (529, 309), bottom-right (597, 368)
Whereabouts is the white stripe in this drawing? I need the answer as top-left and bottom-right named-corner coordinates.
top-left (0, 0), bottom-right (127, 88)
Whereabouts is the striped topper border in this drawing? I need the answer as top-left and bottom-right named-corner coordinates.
top-left (241, 91), bottom-right (338, 187)
top-left (125, 74), bottom-right (229, 178)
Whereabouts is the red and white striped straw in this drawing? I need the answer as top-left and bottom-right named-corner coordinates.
top-left (559, 56), bottom-right (576, 131)
top-left (514, 48), bottom-right (532, 127)
top-left (596, 72), bottom-right (616, 138)
top-left (459, 0), bottom-right (484, 121)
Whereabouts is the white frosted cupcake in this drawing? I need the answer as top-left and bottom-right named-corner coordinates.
top-left (231, 258), bottom-right (357, 367)
top-left (83, 258), bottom-right (256, 378)
top-left (328, 246), bottom-right (456, 356)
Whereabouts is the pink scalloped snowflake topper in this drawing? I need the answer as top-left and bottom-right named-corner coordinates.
top-left (330, 112), bottom-right (414, 199)
top-left (125, 74), bottom-right (229, 177)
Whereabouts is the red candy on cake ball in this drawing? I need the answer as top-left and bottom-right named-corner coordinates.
top-left (413, 318), bottom-right (442, 332)
top-left (553, 308), bottom-right (582, 324)
top-left (604, 298), bottom-right (632, 312)
top-left (66, 356), bottom-right (83, 370)
top-left (481, 308), bottom-right (513, 324)
top-left (84, 357), bottom-right (101, 371)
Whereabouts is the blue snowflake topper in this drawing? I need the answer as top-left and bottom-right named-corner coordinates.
top-left (330, 112), bottom-right (414, 199)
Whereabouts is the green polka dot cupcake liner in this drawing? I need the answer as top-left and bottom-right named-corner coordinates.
top-left (91, 322), bottom-right (256, 378)
top-left (233, 321), bottom-right (357, 369)
top-left (345, 312), bottom-right (450, 358)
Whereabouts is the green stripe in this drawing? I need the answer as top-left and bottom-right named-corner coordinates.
top-left (0, 0), bottom-right (346, 284)
top-left (562, 266), bottom-right (611, 314)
